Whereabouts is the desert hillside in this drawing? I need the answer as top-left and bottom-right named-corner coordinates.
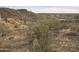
top-left (0, 8), bottom-right (79, 52)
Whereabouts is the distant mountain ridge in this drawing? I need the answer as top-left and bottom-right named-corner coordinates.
top-left (0, 8), bottom-right (22, 19)
top-left (0, 8), bottom-right (36, 21)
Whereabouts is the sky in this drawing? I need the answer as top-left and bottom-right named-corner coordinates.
top-left (1, 6), bottom-right (79, 13)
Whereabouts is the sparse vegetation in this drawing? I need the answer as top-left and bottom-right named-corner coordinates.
top-left (0, 7), bottom-right (78, 52)
top-left (28, 17), bottom-right (66, 52)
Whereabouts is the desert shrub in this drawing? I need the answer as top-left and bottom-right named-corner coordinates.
top-left (28, 17), bottom-right (62, 52)
top-left (0, 23), bottom-right (11, 37)
top-left (0, 23), bottom-right (11, 50)
top-left (0, 38), bottom-right (8, 47)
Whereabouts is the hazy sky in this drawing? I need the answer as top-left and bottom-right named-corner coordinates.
top-left (5, 6), bottom-right (79, 10)
top-left (1, 6), bottom-right (79, 13)
top-left (8, 6), bottom-right (79, 9)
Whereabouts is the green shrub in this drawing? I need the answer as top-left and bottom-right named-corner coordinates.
top-left (29, 17), bottom-right (62, 51)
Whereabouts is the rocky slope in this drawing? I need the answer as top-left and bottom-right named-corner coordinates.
top-left (0, 8), bottom-right (35, 51)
